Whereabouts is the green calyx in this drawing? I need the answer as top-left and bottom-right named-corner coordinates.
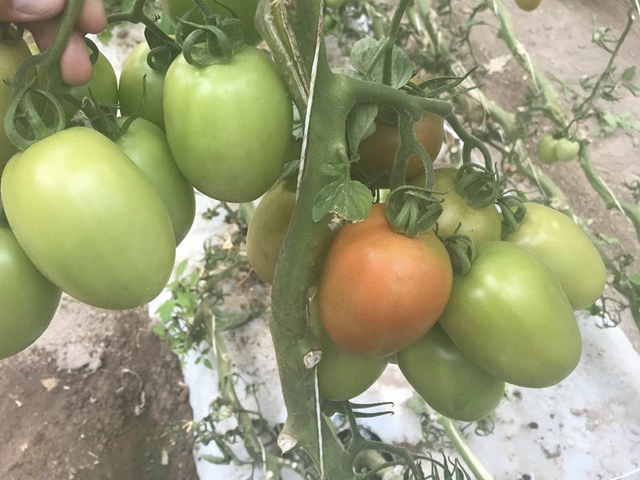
top-left (441, 230), bottom-right (477, 278)
top-left (5, 81), bottom-right (66, 151)
top-left (385, 185), bottom-right (443, 237)
top-left (177, 8), bottom-right (244, 66)
top-left (455, 163), bottom-right (499, 209)
top-left (497, 190), bottom-right (528, 236)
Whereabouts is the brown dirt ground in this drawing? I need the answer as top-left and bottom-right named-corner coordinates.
top-left (0, 296), bottom-right (198, 480)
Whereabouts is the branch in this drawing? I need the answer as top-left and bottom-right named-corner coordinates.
top-left (438, 416), bottom-right (496, 480)
top-left (484, 0), bottom-right (566, 127)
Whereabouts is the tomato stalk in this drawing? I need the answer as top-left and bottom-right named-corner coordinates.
top-left (107, 0), bottom-right (177, 47)
top-left (362, 0), bottom-right (414, 85)
top-left (256, 0), bottom-right (489, 476)
top-left (438, 416), bottom-right (496, 480)
top-left (4, 0), bottom-right (84, 150)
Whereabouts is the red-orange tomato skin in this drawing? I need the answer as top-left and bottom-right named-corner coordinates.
top-left (318, 204), bottom-right (453, 358)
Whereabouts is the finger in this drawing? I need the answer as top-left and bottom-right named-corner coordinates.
top-left (0, 0), bottom-right (65, 23)
top-left (76, 0), bottom-right (107, 34)
top-left (29, 18), bottom-right (93, 86)
top-left (59, 29), bottom-right (93, 85)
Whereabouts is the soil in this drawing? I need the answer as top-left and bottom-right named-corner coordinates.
top-left (0, 296), bottom-right (198, 480)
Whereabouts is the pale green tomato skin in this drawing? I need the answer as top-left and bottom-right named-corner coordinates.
top-left (537, 133), bottom-right (558, 164)
top-left (311, 295), bottom-right (389, 401)
top-left (1, 128), bottom-right (176, 310)
top-left (118, 42), bottom-right (166, 129)
top-left (64, 52), bottom-right (118, 121)
top-left (164, 46), bottom-right (292, 203)
top-left (555, 138), bottom-right (580, 162)
top-left (0, 226), bottom-right (62, 359)
top-left (116, 117), bottom-right (196, 245)
top-left (1, 38), bottom-right (32, 171)
top-left (246, 180), bottom-right (296, 284)
top-left (504, 202), bottom-right (606, 310)
top-left (397, 325), bottom-right (505, 422)
top-left (411, 168), bottom-right (502, 246)
top-left (439, 242), bottom-right (582, 388)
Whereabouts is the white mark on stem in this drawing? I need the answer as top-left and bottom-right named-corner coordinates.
top-left (277, 433), bottom-right (298, 454)
top-left (304, 350), bottom-right (323, 369)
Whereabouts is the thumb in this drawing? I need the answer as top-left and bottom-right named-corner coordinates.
top-left (0, 0), bottom-right (65, 23)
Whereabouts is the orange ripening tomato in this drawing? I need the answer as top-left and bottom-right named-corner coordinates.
top-left (318, 204), bottom-right (453, 358)
top-left (356, 113), bottom-right (444, 187)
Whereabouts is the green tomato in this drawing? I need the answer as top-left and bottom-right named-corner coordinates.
top-left (115, 117), bottom-right (196, 245)
top-left (504, 202), bottom-right (606, 310)
top-left (1, 127), bottom-right (176, 310)
top-left (515, 0), bottom-right (541, 10)
top-left (411, 168), bottom-right (502, 246)
top-left (64, 50), bottom-right (118, 121)
top-left (118, 42), bottom-right (166, 130)
top-left (325, 0), bottom-right (347, 8)
top-left (537, 133), bottom-right (558, 164)
top-left (247, 180), bottom-right (296, 284)
top-left (439, 241), bottom-right (581, 388)
top-left (555, 138), bottom-right (580, 162)
top-left (164, 46), bottom-right (292, 203)
top-left (311, 293), bottom-right (389, 401)
top-left (0, 225), bottom-right (61, 360)
top-left (1, 37), bottom-right (32, 171)
top-left (397, 325), bottom-right (505, 422)
top-left (160, 0), bottom-right (261, 46)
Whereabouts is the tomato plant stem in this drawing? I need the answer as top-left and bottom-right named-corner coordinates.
top-left (107, 0), bottom-right (177, 48)
top-left (438, 416), bottom-right (495, 480)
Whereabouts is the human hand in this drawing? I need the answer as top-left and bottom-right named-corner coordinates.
top-left (0, 0), bottom-right (107, 86)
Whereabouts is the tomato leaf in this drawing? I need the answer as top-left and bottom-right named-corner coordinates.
top-left (319, 160), bottom-right (349, 177)
top-left (332, 67), bottom-right (363, 79)
top-left (621, 66), bottom-right (636, 82)
top-left (175, 258), bottom-right (189, 277)
top-left (280, 160), bottom-right (300, 182)
top-left (350, 37), bottom-right (413, 89)
top-left (156, 299), bottom-right (177, 324)
top-left (313, 179), bottom-right (372, 223)
top-left (152, 323), bottom-right (167, 338)
top-left (347, 103), bottom-right (378, 155)
top-left (630, 272), bottom-right (640, 286)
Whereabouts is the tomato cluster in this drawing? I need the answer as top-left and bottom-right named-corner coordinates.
top-left (0, 1), bottom-right (290, 359)
top-left (248, 161), bottom-right (605, 419)
top-left (537, 133), bottom-right (581, 164)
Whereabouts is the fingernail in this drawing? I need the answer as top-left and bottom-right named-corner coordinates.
top-left (12, 0), bottom-right (52, 15)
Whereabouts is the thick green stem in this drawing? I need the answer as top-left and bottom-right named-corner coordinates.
top-left (256, 2), bottom-right (355, 477)
top-left (362, 0), bottom-right (414, 84)
top-left (34, 0), bottom-right (84, 93)
top-left (438, 416), bottom-right (495, 480)
top-left (269, 75), bottom-right (357, 478)
top-left (484, 0), bottom-right (565, 127)
top-left (578, 146), bottom-right (640, 244)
